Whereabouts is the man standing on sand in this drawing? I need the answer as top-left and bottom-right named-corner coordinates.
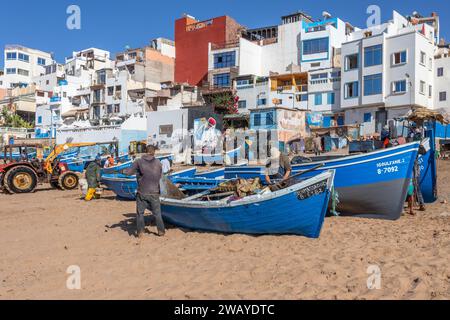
top-left (123, 145), bottom-right (165, 238)
top-left (85, 155), bottom-right (102, 201)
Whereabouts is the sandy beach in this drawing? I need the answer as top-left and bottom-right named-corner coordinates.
top-left (0, 162), bottom-right (449, 300)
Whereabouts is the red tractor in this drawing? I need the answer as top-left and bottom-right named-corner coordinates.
top-left (1, 143), bottom-right (81, 194)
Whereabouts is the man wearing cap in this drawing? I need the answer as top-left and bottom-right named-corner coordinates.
top-left (264, 148), bottom-right (292, 185)
top-left (200, 117), bottom-right (220, 155)
top-left (85, 155), bottom-right (102, 201)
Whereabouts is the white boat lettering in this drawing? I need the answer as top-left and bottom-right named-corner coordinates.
top-left (377, 166), bottom-right (399, 175)
top-left (376, 158), bottom-right (405, 168)
top-left (297, 181), bottom-right (327, 200)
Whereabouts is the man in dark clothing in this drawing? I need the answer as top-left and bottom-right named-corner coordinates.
top-left (381, 125), bottom-right (391, 148)
top-left (265, 150), bottom-right (292, 185)
top-left (123, 145), bottom-right (165, 238)
top-left (85, 155), bottom-right (102, 201)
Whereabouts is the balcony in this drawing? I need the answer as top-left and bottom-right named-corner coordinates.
top-left (296, 85), bottom-right (308, 92)
top-left (50, 96), bottom-right (61, 103)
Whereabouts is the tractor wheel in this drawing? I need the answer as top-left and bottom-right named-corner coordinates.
top-left (4, 166), bottom-right (38, 194)
top-left (58, 172), bottom-right (79, 190)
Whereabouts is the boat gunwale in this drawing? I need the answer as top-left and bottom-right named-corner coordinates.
top-left (225, 142), bottom-right (421, 173)
top-left (102, 167), bottom-right (197, 182)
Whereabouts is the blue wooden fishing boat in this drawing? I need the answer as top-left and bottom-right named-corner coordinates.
top-left (418, 134), bottom-right (438, 203)
top-left (101, 154), bottom-right (173, 175)
top-left (224, 141), bottom-right (421, 220)
top-left (101, 167), bottom-right (197, 200)
top-left (160, 170), bottom-right (335, 238)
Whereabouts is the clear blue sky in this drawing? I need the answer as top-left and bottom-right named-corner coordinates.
top-left (1, 0), bottom-right (449, 68)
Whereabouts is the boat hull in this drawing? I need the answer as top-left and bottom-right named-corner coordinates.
top-left (161, 171), bottom-right (334, 238)
top-left (101, 167), bottom-right (197, 200)
top-left (224, 142), bottom-right (420, 220)
top-left (418, 134), bottom-right (438, 203)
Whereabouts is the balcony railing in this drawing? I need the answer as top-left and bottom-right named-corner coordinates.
top-left (236, 84), bottom-right (254, 90)
top-left (50, 96), bottom-right (61, 103)
top-left (210, 41), bottom-right (239, 51)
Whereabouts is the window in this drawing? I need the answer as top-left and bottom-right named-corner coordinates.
top-left (345, 82), bottom-right (359, 99)
top-left (254, 114), bottom-right (261, 126)
top-left (311, 73), bottom-right (327, 80)
top-left (236, 79), bottom-right (250, 86)
top-left (114, 104), bottom-right (120, 113)
top-left (108, 87), bottom-right (114, 96)
top-left (392, 51), bottom-right (407, 65)
top-left (106, 105), bottom-right (113, 113)
top-left (392, 80), bottom-right (407, 94)
top-left (420, 51), bottom-right (426, 65)
top-left (37, 58), bottom-right (46, 66)
top-left (46, 80), bottom-right (50, 85)
top-left (6, 68), bottom-right (16, 74)
top-left (420, 81), bottom-right (426, 95)
top-left (17, 69), bottom-right (29, 76)
top-left (363, 113), bottom-right (372, 123)
top-left (330, 71), bottom-right (341, 78)
top-left (364, 45), bottom-right (383, 67)
top-left (429, 85), bottom-right (432, 98)
top-left (302, 37), bottom-right (329, 55)
top-left (327, 92), bottom-right (335, 104)
top-left (296, 94), bottom-right (308, 102)
top-left (266, 113), bottom-right (274, 125)
top-left (257, 98), bottom-right (267, 106)
top-left (429, 58), bottom-right (433, 70)
top-left (437, 67), bottom-right (444, 77)
top-left (37, 116), bottom-right (42, 124)
top-left (439, 91), bottom-right (447, 101)
top-left (345, 54), bottom-right (358, 70)
top-left (6, 52), bottom-right (17, 60)
top-left (213, 73), bottom-right (230, 87)
top-left (213, 51), bottom-right (236, 69)
top-left (364, 73), bottom-right (382, 96)
top-left (314, 93), bottom-right (323, 105)
top-left (238, 100), bottom-right (247, 109)
top-left (159, 125), bottom-right (174, 136)
top-left (18, 53), bottom-right (30, 62)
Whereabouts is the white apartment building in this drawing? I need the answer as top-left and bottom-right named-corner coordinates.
top-left (434, 46), bottom-right (450, 115)
top-left (300, 16), bottom-right (351, 122)
top-left (88, 39), bottom-right (176, 125)
top-left (208, 12), bottom-right (350, 124)
top-left (341, 11), bottom-right (438, 135)
top-left (34, 48), bottom-right (115, 137)
top-left (0, 45), bottom-right (53, 89)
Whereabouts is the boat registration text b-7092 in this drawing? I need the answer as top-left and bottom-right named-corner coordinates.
top-left (376, 158), bottom-right (405, 175)
top-left (297, 181), bottom-right (327, 200)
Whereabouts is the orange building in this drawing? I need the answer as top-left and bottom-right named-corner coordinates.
top-left (175, 14), bottom-right (242, 86)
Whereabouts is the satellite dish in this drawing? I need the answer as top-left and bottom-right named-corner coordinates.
top-left (322, 11), bottom-right (332, 19)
